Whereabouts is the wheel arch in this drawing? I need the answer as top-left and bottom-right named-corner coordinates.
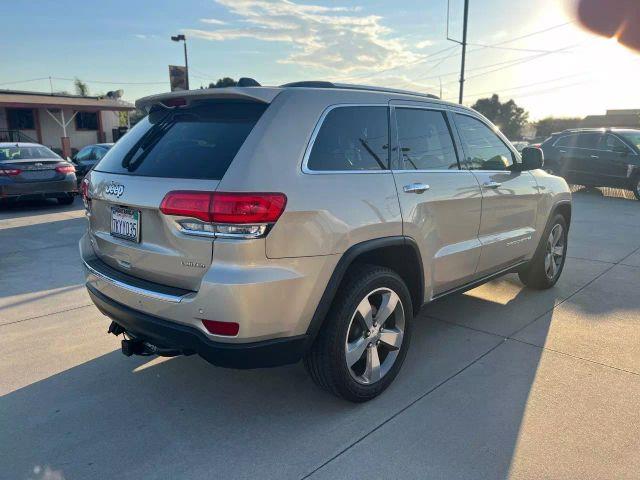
top-left (304, 236), bottom-right (424, 346)
top-left (553, 200), bottom-right (572, 229)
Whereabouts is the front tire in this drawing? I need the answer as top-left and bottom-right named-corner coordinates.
top-left (519, 214), bottom-right (568, 289)
top-left (304, 264), bottom-right (412, 402)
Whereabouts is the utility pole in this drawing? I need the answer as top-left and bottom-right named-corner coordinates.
top-left (171, 34), bottom-right (190, 90)
top-left (458, 0), bottom-right (470, 104)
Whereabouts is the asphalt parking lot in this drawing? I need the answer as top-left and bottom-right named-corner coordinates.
top-left (1, 189), bottom-right (639, 480)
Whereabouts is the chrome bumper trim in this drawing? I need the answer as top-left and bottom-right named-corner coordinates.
top-left (83, 258), bottom-right (186, 303)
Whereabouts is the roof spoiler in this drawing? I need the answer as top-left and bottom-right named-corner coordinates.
top-left (135, 86), bottom-right (278, 112)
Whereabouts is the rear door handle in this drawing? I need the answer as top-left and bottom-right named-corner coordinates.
top-left (590, 155), bottom-right (599, 159)
top-left (403, 183), bottom-right (430, 194)
top-left (482, 181), bottom-right (502, 189)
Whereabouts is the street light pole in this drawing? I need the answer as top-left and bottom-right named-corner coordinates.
top-left (183, 40), bottom-right (189, 90)
top-left (171, 34), bottom-right (190, 90)
top-left (458, 0), bottom-right (469, 104)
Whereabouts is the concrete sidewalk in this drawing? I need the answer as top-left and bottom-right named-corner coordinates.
top-left (1, 190), bottom-right (639, 480)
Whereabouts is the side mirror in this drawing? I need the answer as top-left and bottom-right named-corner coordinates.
top-left (520, 147), bottom-right (544, 171)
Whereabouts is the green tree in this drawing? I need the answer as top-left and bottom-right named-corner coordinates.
top-left (534, 117), bottom-right (582, 139)
top-left (471, 94), bottom-right (529, 140)
top-left (209, 77), bottom-right (237, 88)
top-left (74, 78), bottom-right (90, 97)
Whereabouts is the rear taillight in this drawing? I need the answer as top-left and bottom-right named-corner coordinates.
top-left (160, 191), bottom-right (287, 239)
top-left (201, 319), bottom-right (240, 336)
top-left (1, 168), bottom-right (21, 176)
top-left (55, 164), bottom-right (75, 174)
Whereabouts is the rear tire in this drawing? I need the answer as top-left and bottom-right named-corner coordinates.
top-left (57, 195), bottom-right (75, 205)
top-left (518, 214), bottom-right (568, 289)
top-left (632, 176), bottom-right (640, 201)
top-left (304, 264), bottom-right (412, 402)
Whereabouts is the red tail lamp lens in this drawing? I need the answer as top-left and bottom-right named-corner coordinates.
top-left (202, 319), bottom-right (240, 336)
top-left (160, 191), bottom-right (213, 222)
top-left (211, 192), bottom-right (287, 224)
top-left (1, 168), bottom-right (21, 176)
top-left (56, 164), bottom-right (76, 174)
top-left (160, 191), bottom-right (287, 224)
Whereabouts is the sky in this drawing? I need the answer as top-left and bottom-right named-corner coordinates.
top-left (1, 0), bottom-right (639, 120)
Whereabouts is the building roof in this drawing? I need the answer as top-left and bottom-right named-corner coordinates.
top-left (0, 90), bottom-right (135, 111)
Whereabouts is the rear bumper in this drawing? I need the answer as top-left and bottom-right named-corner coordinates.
top-left (88, 284), bottom-right (309, 369)
top-left (0, 178), bottom-right (77, 198)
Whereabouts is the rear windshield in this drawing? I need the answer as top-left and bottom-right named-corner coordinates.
top-left (94, 101), bottom-right (267, 179)
top-left (0, 146), bottom-right (60, 161)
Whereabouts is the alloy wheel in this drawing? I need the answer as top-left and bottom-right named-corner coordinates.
top-left (544, 223), bottom-right (565, 280)
top-left (344, 287), bottom-right (405, 385)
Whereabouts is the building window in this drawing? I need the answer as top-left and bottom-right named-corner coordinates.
top-left (75, 111), bottom-right (99, 130)
top-left (7, 108), bottom-right (36, 130)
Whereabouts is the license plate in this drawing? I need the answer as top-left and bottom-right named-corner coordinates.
top-left (110, 207), bottom-right (140, 242)
top-left (24, 170), bottom-right (56, 180)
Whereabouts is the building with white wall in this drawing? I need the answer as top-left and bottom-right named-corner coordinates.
top-left (0, 90), bottom-right (135, 157)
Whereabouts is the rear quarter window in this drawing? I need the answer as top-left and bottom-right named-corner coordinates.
top-left (94, 101), bottom-right (267, 180)
top-left (306, 106), bottom-right (389, 171)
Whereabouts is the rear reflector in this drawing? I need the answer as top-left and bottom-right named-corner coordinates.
top-left (202, 319), bottom-right (240, 336)
top-left (160, 191), bottom-right (287, 224)
top-left (0, 168), bottom-right (21, 176)
top-left (55, 164), bottom-right (76, 174)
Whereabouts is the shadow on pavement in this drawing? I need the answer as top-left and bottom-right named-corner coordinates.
top-left (0, 285), bottom-right (561, 480)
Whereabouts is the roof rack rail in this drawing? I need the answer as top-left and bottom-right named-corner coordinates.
top-left (279, 81), bottom-right (440, 100)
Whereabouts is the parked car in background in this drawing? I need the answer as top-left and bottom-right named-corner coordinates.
top-left (0, 142), bottom-right (77, 205)
top-left (72, 143), bottom-right (114, 180)
top-left (540, 128), bottom-right (640, 200)
top-left (511, 140), bottom-right (530, 152)
top-left (80, 82), bottom-right (571, 402)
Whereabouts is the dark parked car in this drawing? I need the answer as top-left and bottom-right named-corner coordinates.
top-left (71, 143), bottom-right (113, 180)
top-left (540, 128), bottom-right (640, 200)
top-left (0, 142), bottom-right (77, 205)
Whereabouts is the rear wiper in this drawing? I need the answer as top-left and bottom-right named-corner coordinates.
top-left (121, 120), bottom-right (174, 171)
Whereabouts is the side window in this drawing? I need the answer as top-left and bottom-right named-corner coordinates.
top-left (75, 112), bottom-right (99, 130)
top-left (307, 106), bottom-right (389, 171)
top-left (576, 133), bottom-right (602, 149)
top-left (454, 114), bottom-right (514, 170)
top-left (75, 147), bottom-right (93, 162)
top-left (554, 134), bottom-right (578, 148)
top-left (93, 147), bottom-right (107, 160)
top-left (601, 134), bottom-right (629, 152)
top-left (395, 108), bottom-right (459, 170)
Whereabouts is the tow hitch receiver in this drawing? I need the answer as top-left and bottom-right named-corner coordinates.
top-left (108, 321), bottom-right (191, 357)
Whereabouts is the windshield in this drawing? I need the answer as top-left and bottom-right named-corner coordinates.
top-left (619, 131), bottom-right (640, 150)
top-left (0, 146), bottom-right (61, 161)
top-left (94, 101), bottom-right (267, 180)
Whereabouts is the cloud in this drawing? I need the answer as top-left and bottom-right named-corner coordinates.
top-left (199, 18), bottom-right (227, 25)
top-left (416, 39), bottom-right (434, 49)
top-left (184, 0), bottom-right (422, 73)
top-left (134, 34), bottom-right (148, 39)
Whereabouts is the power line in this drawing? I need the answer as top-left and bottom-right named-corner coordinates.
top-left (466, 43), bottom-right (573, 54)
top-left (440, 42), bottom-right (582, 86)
top-left (51, 76), bottom-right (166, 85)
top-left (338, 44), bottom-right (460, 82)
top-left (0, 77), bottom-right (51, 86)
top-left (443, 72), bottom-right (589, 101)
